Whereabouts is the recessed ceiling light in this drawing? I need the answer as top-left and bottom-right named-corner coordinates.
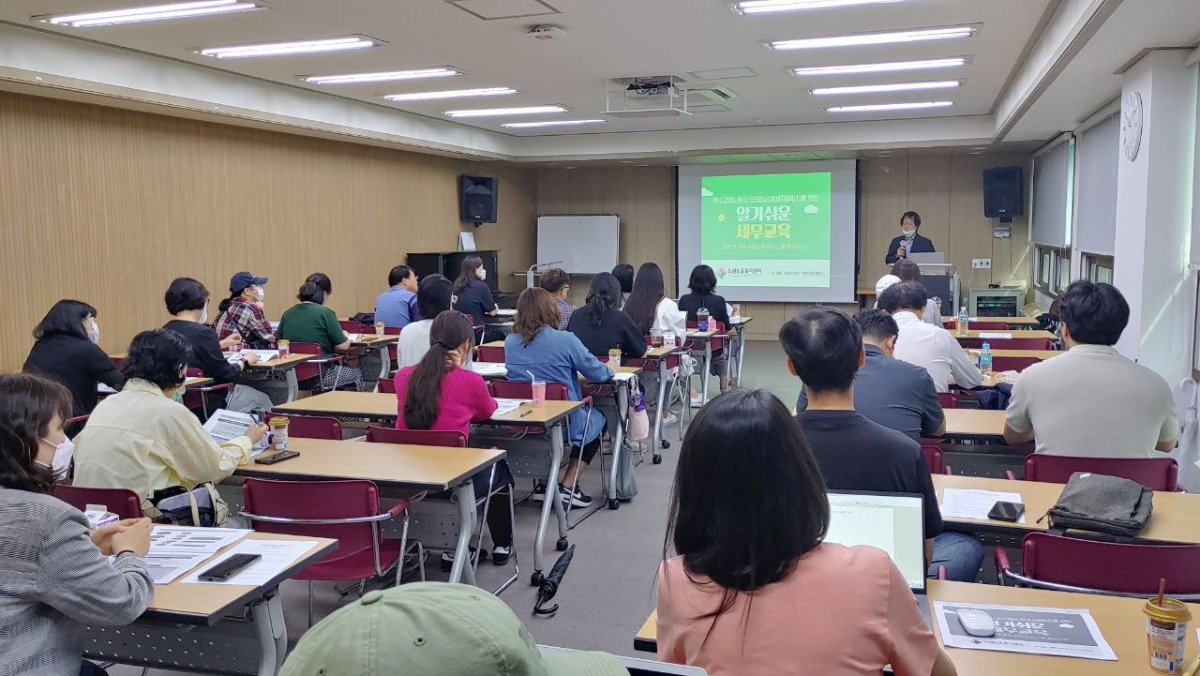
top-left (733, 0), bottom-right (904, 15)
top-left (811, 80), bottom-right (961, 96)
top-left (791, 58), bottom-right (968, 76)
top-left (768, 26), bottom-right (976, 50)
top-left (445, 105), bottom-right (567, 118)
top-left (385, 87), bottom-right (519, 102)
top-left (199, 36), bottom-right (377, 59)
top-left (305, 68), bottom-right (460, 85)
top-left (827, 101), bottom-right (954, 112)
top-left (36, 0), bottom-right (262, 27)
top-left (501, 119), bottom-right (607, 129)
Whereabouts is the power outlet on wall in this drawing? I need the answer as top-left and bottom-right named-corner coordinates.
top-left (972, 258), bottom-right (992, 269)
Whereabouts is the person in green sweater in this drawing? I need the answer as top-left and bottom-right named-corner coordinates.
top-left (277, 273), bottom-right (363, 391)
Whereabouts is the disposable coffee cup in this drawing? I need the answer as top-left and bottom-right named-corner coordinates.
top-left (1145, 597), bottom-right (1192, 673)
top-left (269, 416), bottom-right (289, 451)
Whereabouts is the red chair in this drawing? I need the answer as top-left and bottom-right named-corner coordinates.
top-left (920, 444), bottom-right (953, 475)
top-left (182, 367), bottom-right (234, 420)
top-left (384, 326), bottom-right (401, 364)
top-left (968, 321), bottom-right (1009, 331)
top-left (489, 379), bottom-right (570, 401)
top-left (960, 338), bottom-right (1055, 350)
top-left (1017, 454), bottom-right (1179, 491)
top-left (377, 377), bottom-right (397, 394)
top-left (288, 341), bottom-right (348, 394)
top-left (241, 478), bottom-right (418, 625)
top-left (937, 392), bottom-right (958, 409)
top-left (478, 344), bottom-right (505, 363)
top-left (995, 532), bottom-right (1200, 599)
top-left (54, 485), bottom-right (144, 520)
top-left (64, 414), bottom-right (90, 438)
top-left (279, 413), bottom-right (343, 440)
top-left (339, 320), bottom-right (368, 333)
top-left (992, 356), bottom-right (1040, 373)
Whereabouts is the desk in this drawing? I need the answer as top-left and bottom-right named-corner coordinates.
top-left (934, 474), bottom-right (1200, 544)
top-left (272, 390), bottom-right (399, 420)
top-left (942, 409), bottom-right (1007, 441)
top-left (236, 437), bottom-right (504, 585)
top-left (643, 345), bottom-right (683, 461)
top-left (85, 531), bottom-right (335, 676)
top-left (634, 581), bottom-right (1200, 676)
top-left (348, 334), bottom-right (399, 380)
top-left (686, 329), bottom-right (718, 405)
top-left (583, 368), bottom-right (641, 512)
top-left (726, 316), bottom-right (754, 386)
top-left (942, 316), bottom-right (1042, 328)
top-left (108, 351), bottom-right (316, 402)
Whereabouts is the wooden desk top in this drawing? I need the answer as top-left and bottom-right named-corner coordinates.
top-left (941, 409), bottom-right (1007, 438)
top-left (934, 474), bottom-right (1200, 544)
top-left (349, 334), bottom-right (399, 346)
top-left (274, 391), bottom-right (583, 427)
top-left (236, 437), bottom-right (505, 492)
top-left (146, 531), bottom-right (335, 625)
top-left (966, 348), bottom-right (1063, 360)
top-left (942, 316), bottom-right (1041, 326)
top-left (250, 353), bottom-right (315, 370)
top-left (956, 330), bottom-right (1056, 341)
top-left (643, 346), bottom-right (679, 359)
top-left (728, 316), bottom-right (754, 328)
top-left (686, 329), bottom-right (718, 339)
top-left (488, 399), bottom-right (583, 427)
top-left (857, 287), bottom-right (877, 296)
top-left (634, 581), bottom-right (1200, 675)
top-left (482, 340), bottom-right (505, 348)
top-left (184, 377), bottom-right (212, 388)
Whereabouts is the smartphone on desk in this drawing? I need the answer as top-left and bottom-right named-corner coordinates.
top-left (255, 450), bottom-right (300, 465)
top-left (987, 501), bottom-right (1025, 522)
top-left (198, 553), bottom-right (261, 582)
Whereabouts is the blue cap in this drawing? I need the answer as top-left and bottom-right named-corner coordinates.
top-left (230, 271), bottom-right (268, 293)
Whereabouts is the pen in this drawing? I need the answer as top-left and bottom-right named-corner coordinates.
top-left (518, 409), bottom-right (533, 418)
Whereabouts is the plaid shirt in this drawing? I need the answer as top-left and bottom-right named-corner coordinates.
top-left (555, 299), bottom-right (575, 331)
top-left (215, 297), bottom-right (274, 348)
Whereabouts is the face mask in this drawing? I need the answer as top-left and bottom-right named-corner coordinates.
top-left (479, 269), bottom-right (487, 281)
top-left (171, 388), bottom-right (186, 403)
top-left (87, 324), bottom-right (100, 344)
top-left (902, 228), bottom-right (916, 239)
top-left (256, 287), bottom-right (264, 301)
top-left (200, 304), bottom-right (209, 324)
top-left (39, 436), bottom-right (75, 477)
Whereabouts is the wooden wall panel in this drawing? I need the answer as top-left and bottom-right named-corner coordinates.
top-left (0, 91), bottom-right (536, 371)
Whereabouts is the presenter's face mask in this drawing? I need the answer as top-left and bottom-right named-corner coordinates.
top-left (901, 227), bottom-right (916, 238)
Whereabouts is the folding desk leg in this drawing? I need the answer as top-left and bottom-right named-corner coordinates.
top-left (735, 328), bottom-right (747, 386)
top-left (376, 346), bottom-right (391, 380)
top-left (449, 480), bottom-right (478, 586)
top-left (652, 358), bottom-right (668, 462)
top-left (607, 380), bottom-right (628, 510)
top-left (700, 341), bottom-right (713, 405)
top-left (531, 423), bottom-right (566, 586)
top-left (284, 369), bottom-right (299, 403)
top-left (251, 594), bottom-right (287, 676)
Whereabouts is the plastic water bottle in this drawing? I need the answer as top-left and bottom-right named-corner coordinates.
top-left (980, 343), bottom-right (993, 376)
top-left (957, 305), bottom-right (970, 337)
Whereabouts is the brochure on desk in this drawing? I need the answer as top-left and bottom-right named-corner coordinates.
top-left (933, 602), bottom-right (1116, 660)
top-left (203, 409), bottom-right (271, 453)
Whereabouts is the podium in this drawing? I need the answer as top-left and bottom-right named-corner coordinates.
top-left (915, 263), bottom-right (959, 315)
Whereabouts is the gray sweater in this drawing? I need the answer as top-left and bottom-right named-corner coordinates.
top-left (0, 488), bottom-right (153, 676)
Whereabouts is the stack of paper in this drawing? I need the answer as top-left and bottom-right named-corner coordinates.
top-left (941, 488), bottom-right (1026, 523)
top-left (493, 399), bottom-right (532, 416)
top-left (143, 527), bottom-right (250, 584)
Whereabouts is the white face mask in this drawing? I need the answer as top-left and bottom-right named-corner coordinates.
top-left (200, 304), bottom-right (209, 324)
top-left (255, 287), bottom-right (264, 301)
top-left (86, 321), bottom-right (100, 344)
top-left (39, 436), bottom-right (75, 477)
top-left (479, 269), bottom-right (487, 281)
top-left (901, 228), bottom-right (916, 239)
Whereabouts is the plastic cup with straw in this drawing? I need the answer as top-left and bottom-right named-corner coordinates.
top-left (1145, 577), bottom-right (1193, 673)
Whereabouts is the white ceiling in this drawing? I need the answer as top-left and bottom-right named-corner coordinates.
top-left (1, 0), bottom-right (1052, 137)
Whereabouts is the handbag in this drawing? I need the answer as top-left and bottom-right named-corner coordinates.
top-left (1040, 472), bottom-right (1153, 538)
top-left (627, 390), bottom-right (650, 442)
top-left (151, 483), bottom-right (230, 527)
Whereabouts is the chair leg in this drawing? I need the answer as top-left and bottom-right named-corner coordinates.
top-left (395, 508), bottom-right (412, 588)
top-left (307, 580), bottom-right (314, 628)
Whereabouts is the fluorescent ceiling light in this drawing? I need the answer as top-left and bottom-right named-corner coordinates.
top-left (812, 80), bottom-right (961, 95)
top-left (385, 87), bottom-right (518, 102)
top-left (200, 36), bottom-right (376, 59)
top-left (501, 119), bottom-right (607, 129)
top-left (827, 101), bottom-right (954, 112)
top-left (38, 0), bottom-right (260, 27)
top-left (769, 26), bottom-right (976, 50)
top-left (306, 68), bottom-right (460, 85)
top-left (735, 0), bottom-right (904, 15)
top-left (445, 105), bottom-right (567, 118)
top-left (791, 58), bottom-right (967, 76)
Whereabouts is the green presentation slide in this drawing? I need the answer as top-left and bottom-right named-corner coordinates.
top-left (700, 172), bottom-right (832, 287)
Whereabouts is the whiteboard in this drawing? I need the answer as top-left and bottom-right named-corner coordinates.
top-left (537, 215), bottom-right (620, 274)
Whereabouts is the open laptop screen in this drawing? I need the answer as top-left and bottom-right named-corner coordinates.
top-left (826, 491), bottom-right (926, 592)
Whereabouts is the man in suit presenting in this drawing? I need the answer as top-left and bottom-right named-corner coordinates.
top-left (885, 211), bottom-right (936, 265)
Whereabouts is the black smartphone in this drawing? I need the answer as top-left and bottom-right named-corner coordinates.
top-left (987, 501), bottom-right (1025, 522)
top-left (198, 553), bottom-right (261, 582)
top-left (255, 450), bottom-right (300, 465)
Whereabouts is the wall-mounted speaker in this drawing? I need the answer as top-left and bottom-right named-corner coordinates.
top-left (459, 174), bottom-right (498, 225)
top-left (982, 166), bottom-right (1024, 219)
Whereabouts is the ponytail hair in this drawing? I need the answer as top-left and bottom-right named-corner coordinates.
top-left (583, 272), bottom-right (622, 328)
top-left (403, 311), bottom-right (475, 429)
top-left (218, 290), bottom-right (240, 314)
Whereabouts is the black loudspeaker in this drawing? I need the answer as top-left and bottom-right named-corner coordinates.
top-left (459, 175), bottom-right (498, 224)
top-left (982, 166), bottom-right (1024, 219)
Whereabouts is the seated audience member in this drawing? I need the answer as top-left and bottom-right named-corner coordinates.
top-left (677, 264), bottom-right (732, 395)
top-left (889, 259), bottom-right (941, 324)
top-left (567, 272), bottom-right (648, 359)
top-left (23, 299), bottom-right (123, 416)
top-left (278, 583), bottom-right (628, 676)
top-left (0, 373), bottom-right (154, 676)
top-left (397, 274), bottom-right (455, 369)
top-left (657, 389), bottom-right (956, 676)
top-left (73, 329), bottom-right (266, 516)
top-left (452, 255), bottom-right (502, 344)
top-left (393, 311), bottom-right (514, 566)
top-left (375, 265), bottom-right (419, 329)
top-left (880, 281), bottom-right (982, 393)
top-left (612, 263), bottom-right (635, 310)
top-left (625, 262), bottom-right (687, 422)
top-left (505, 288), bottom-right (611, 507)
top-left (278, 273), bottom-right (364, 391)
top-left (539, 267), bottom-right (575, 330)
top-left (1005, 281), bottom-right (1178, 456)
top-left (163, 277), bottom-right (273, 414)
top-left (798, 309), bottom-right (943, 441)
top-left (215, 271), bottom-right (275, 348)
top-left (782, 308), bottom-right (983, 582)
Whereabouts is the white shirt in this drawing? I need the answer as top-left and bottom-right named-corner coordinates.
top-left (396, 319), bottom-right (433, 369)
top-left (891, 311), bottom-right (982, 393)
top-left (653, 298), bottom-right (687, 345)
top-left (1005, 344), bottom-right (1178, 458)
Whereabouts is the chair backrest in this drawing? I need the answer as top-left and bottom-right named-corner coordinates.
top-left (968, 321), bottom-right (1009, 330)
top-left (385, 326), bottom-right (401, 360)
top-left (288, 341), bottom-right (327, 382)
top-left (377, 377), bottom-right (397, 394)
top-left (242, 478), bottom-right (382, 572)
top-left (937, 392), bottom-right (958, 409)
top-left (1024, 454), bottom-right (1179, 491)
top-left (489, 379), bottom-right (570, 400)
top-left (992, 356), bottom-right (1041, 373)
top-left (960, 337), bottom-right (1054, 350)
top-left (54, 484), bottom-right (144, 520)
top-left (477, 344), bottom-right (505, 363)
top-left (366, 426), bottom-right (467, 447)
top-left (181, 367), bottom-right (231, 417)
top-left (920, 444), bottom-right (943, 474)
top-left (280, 413), bottom-right (344, 440)
top-left (339, 320), bottom-right (367, 333)
top-left (64, 415), bottom-right (90, 439)
top-left (1021, 532), bottom-right (1200, 596)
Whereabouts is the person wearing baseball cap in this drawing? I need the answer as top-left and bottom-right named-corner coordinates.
top-left (280, 583), bottom-right (629, 676)
top-left (215, 272), bottom-right (274, 350)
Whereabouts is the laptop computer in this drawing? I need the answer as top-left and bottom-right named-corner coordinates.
top-left (907, 252), bottom-right (947, 265)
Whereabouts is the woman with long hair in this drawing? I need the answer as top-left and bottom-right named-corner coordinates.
top-left (567, 272), bottom-right (647, 359)
top-left (624, 262), bottom-right (688, 423)
top-left (0, 373), bottom-right (154, 676)
top-left (393, 310), bottom-right (514, 566)
top-left (277, 273), bottom-right (364, 391)
top-left (452, 255), bottom-right (502, 343)
top-left (505, 288), bottom-right (611, 507)
top-left (657, 389), bottom-right (956, 676)
top-left (23, 299), bottom-right (124, 415)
